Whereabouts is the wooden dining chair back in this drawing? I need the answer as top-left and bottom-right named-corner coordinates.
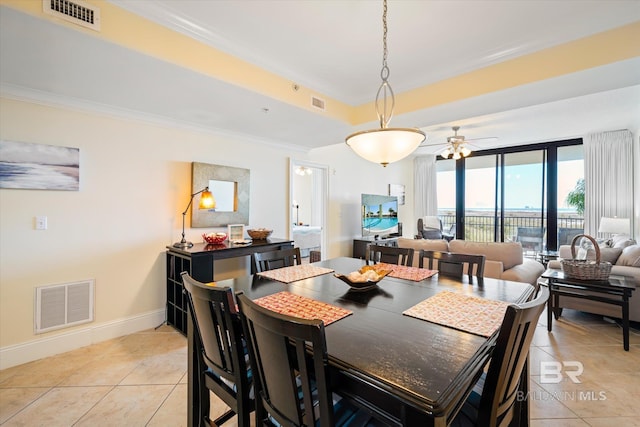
top-left (181, 272), bottom-right (253, 427)
top-left (252, 247), bottom-right (302, 273)
top-left (451, 286), bottom-right (549, 427)
top-left (236, 293), bottom-right (383, 427)
top-left (418, 250), bottom-right (485, 281)
top-left (367, 244), bottom-right (414, 266)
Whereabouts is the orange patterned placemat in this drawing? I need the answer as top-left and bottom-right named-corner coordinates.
top-left (377, 263), bottom-right (438, 282)
top-left (403, 291), bottom-right (510, 337)
top-left (257, 265), bottom-right (334, 284)
top-left (254, 291), bottom-right (352, 326)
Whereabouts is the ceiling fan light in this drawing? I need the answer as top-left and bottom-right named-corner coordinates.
top-left (441, 148), bottom-right (451, 158)
top-left (453, 151), bottom-right (461, 160)
top-left (461, 147), bottom-right (471, 157)
top-left (346, 128), bottom-right (425, 167)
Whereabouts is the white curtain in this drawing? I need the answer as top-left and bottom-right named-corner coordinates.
top-left (584, 129), bottom-right (634, 236)
top-left (414, 155), bottom-right (438, 219)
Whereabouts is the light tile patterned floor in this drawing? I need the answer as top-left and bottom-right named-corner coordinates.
top-left (1, 309), bottom-right (639, 426)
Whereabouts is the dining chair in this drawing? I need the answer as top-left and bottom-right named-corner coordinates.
top-left (418, 250), bottom-right (485, 281)
top-left (181, 272), bottom-right (254, 427)
top-left (236, 293), bottom-right (388, 427)
top-left (366, 244), bottom-right (414, 266)
top-left (450, 286), bottom-right (549, 427)
top-left (252, 247), bottom-right (302, 273)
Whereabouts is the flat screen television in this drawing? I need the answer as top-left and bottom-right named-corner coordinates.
top-left (361, 193), bottom-right (399, 238)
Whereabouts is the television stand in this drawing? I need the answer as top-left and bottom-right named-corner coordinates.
top-left (352, 236), bottom-right (398, 259)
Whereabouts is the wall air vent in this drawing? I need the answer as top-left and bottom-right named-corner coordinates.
top-left (43, 0), bottom-right (101, 31)
top-left (311, 96), bottom-right (326, 111)
top-left (35, 279), bottom-right (94, 334)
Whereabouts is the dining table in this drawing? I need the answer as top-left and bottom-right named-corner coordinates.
top-left (186, 257), bottom-right (535, 427)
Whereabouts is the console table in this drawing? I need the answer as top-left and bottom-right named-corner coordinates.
top-left (165, 238), bottom-right (293, 334)
top-left (352, 236), bottom-right (398, 259)
top-left (541, 269), bottom-right (636, 351)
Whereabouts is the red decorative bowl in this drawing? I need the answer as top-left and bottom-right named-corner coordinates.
top-left (202, 233), bottom-right (228, 244)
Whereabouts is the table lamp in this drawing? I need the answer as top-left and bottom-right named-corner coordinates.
top-left (598, 217), bottom-right (630, 236)
top-left (173, 187), bottom-right (215, 248)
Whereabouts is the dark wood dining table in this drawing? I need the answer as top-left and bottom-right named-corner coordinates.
top-left (186, 257), bottom-right (535, 427)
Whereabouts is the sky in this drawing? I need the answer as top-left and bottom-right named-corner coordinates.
top-left (437, 159), bottom-right (584, 211)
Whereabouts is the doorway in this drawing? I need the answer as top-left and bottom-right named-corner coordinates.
top-left (289, 159), bottom-right (328, 261)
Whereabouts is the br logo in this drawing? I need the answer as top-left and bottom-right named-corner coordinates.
top-left (540, 361), bottom-right (583, 384)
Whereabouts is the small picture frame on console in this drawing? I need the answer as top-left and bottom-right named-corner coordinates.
top-left (228, 224), bottom-right (245, 241)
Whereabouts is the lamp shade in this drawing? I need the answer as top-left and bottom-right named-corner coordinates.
top-left (346, 128), bottom-right (426, 167)
top-left (598, 217), bottom-right (630, 235)
top-left (199, 189), bottom-right (216, 210)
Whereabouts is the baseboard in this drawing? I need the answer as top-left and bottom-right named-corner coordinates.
top-left (0, 309), bottom-right (165, 370)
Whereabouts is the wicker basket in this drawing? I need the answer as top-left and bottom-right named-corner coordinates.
top-left (560, 234), bottom-right (612, 281)
top-left (247, 228), bottom-right (273, 240)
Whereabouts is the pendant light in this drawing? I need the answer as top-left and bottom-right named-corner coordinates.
top-left (345, 0), bottom-right (425, 167)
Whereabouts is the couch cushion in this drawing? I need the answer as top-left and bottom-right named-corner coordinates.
top-left (616, 245), bottom-right (640, 267)
top-left (449, 240), bottom-right (523, 270)
top-left (396, 237), bottom-right (449, 267)
top-left (397, 237), bottom-right (448, 252)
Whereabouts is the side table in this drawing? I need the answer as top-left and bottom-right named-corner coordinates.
top-left (541, 269), bottom-right (636, 351)
top-left (537, 250), bottom-right (558, 267)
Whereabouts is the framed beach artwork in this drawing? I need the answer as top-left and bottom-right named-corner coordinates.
top-left (0, 140), bottom-right (79, 190)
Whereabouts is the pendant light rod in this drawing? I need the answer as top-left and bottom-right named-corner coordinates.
top-left (345, 0), bottom-right (425, 167)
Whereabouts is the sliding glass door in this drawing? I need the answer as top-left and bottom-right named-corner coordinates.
top-left (464, 155), bottom-right (498, 242)
top-left (436, 139), bottom-right (583, 254)
top-left (503, 151), bottom-right (546, 255)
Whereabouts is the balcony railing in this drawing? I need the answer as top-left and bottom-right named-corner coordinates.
top-left (438, 213), bottom-right (584, 250)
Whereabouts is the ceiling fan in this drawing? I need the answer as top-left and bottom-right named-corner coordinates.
top-left (425, 126), bottom-right (498, 159)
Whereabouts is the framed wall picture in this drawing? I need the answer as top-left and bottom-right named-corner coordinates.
top-left (389, 183), bottom-right (405, 205)
top-left (0, 140), bottom-right (80, 190)
top-left (227, 224), bottom-right (245, 241)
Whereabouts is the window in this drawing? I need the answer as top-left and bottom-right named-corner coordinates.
top-left (437, 139), bottom-right (583, 253)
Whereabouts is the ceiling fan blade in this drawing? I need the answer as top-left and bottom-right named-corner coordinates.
top-left (464, 136), bottom-right (498, 143)
top-left (419, 141), bottom-right (449, 148)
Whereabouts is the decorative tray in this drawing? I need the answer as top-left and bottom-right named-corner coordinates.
top-left (334, 266), bottom-right (392, 292)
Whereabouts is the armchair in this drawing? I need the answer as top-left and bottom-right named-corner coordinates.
top-left (417, 216), bottom-right (443, 239)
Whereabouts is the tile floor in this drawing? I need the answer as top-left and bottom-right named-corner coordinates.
top-left (1, 309), bottom-right (639, 426)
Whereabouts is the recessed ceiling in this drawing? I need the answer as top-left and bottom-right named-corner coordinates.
top-left (1, 1), bottom-right (639, 153)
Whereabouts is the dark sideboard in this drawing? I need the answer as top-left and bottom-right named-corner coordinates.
top-left (352, 236), bottom-right (398, 259)
top-left (165, 238), bottom-right (293, 334)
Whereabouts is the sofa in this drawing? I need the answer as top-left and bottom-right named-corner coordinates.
top-left (547, 235), bottom-right (640, 322)
top-left (397, 237), bottom-right (545, 286)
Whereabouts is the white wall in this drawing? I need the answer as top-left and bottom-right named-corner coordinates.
top-left (308, 145), bottom-right (415, 258)
top-left (0, 97), bottom-right (410, 368)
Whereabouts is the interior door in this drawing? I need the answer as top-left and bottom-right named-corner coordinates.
top-left (289, 159), bottom-right (328, 261)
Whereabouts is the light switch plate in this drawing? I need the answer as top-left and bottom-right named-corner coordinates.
top-left (35, 216), bottom-right (47, 230)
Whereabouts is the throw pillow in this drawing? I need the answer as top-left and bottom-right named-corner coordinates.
top-left (598, 248), bottom-right (623, 264)
top-left (616, 245), bottom-right (640, 267)
top-left (611, 235), bottom-right (636, 249)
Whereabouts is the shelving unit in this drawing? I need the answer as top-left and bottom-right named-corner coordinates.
top-left (165, 238), bottom-right (293, 335)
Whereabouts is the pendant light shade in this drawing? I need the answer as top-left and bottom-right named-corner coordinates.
top-left (345, 0), bottom-right (426, 167)
top-left (346, 128), bottom-right (425, 167)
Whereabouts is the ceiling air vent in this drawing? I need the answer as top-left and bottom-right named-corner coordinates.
top-left (311, 96), bottom-right (326, 111)
top-left (43, 0), bottom-right (101, 31)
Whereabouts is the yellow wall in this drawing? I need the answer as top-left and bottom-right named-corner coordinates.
top-left (0, 96), bottom-right (410, 367)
